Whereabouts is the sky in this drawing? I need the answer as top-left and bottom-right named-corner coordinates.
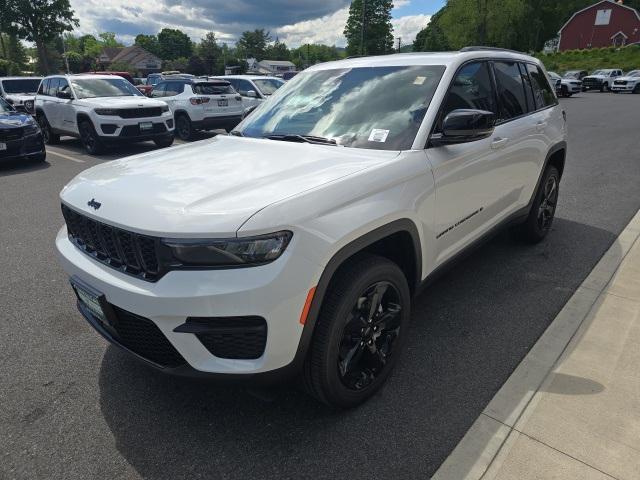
top-left (69, 0), bottom-right (446, 48)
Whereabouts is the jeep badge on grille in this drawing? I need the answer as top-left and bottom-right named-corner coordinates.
top-left (87, 198), bottom-right (101, 210)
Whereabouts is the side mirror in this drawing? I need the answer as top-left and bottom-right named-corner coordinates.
top-left (246, 90), bottom-right (258, 98)
top-left (432, 109), bottom-right (495, 146)
top-left (57, 90), bottom-right (72, 100)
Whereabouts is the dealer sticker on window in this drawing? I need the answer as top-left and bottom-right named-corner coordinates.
top-left (414, 76), bottom-right (427, 85)
top-left (368, 129), bottom-right (390, 143)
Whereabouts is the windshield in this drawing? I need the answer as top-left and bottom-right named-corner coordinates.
top-left (564, 71), bottom-right (579, 78)
top-left (1, 79), bottom-right (41, 94)
top-left (548, 72), bottom-right (560, 80)
top-left (253, 78), bottom-right (285, 96)
top-left (238, 66), bottom-right (445, 151)
top-left (591, 70), bottom-right (606, 75)
top-left (70, 78), bottom-right (143, 99)
top-left (0, 98), bottom-right (15, 113)
top-left (628, 70), bottom-right (640, 77)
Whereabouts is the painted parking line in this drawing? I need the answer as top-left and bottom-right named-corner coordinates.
top-left (47, 148), bottom-right (86, 163)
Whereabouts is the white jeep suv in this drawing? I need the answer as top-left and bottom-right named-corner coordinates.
top-left (214, 75), bottom-right (285, 114)
top-left (611, 70), bottom-right (640, 93)
top-left (0, 77), bottom-right (42, 113)
top-left (150, 78), bottom-right (244, 140)
top-left (35, 74), bottom-right (175, 154)
top-left (56, 49), bottom-right (567, 408)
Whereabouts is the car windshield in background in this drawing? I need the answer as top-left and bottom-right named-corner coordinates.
top-left (253, 79), bottom-right (284, 95)
top-left (238, 65), bottom-right (446, 151)
top-left (193, 82), bottom-right (234, 95)
top-left (628, 71), bottom-right (640, 77)
top-left (71, 78), bottom-right (143, 99)
top-left (2, 79), bottom-right (41, 94)
top-left (0, 98), bottom-right (14, 113)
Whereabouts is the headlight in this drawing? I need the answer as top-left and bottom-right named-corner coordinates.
top-left (161, 104), bottom-right (170, 113)
top-left (94, 108), bottom-right (119, 116)
top-left (162, 231), bottom-right (292, 267)
top-left (23, 122), bottom-right (40, 134)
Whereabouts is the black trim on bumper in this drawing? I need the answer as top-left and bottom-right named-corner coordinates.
top-left (192, 115), bottom-right (243, 131)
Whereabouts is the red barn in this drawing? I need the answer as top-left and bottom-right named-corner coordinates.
top-left (558, 0), bottom-right (640, 51)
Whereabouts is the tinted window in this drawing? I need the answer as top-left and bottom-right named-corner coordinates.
top-left (1, 79), bottom-right (41, 94)
top-left (526, 64), bottom-right (556, 109)
top-left (48, 78), bottom-right (62, 97)
top-left (253, 79), bottom-right (284, 96)
top-left (519, 63), bottom-right (536, 113)
top-left (440, 62), bottom-right (496, 126)
top-left (192, 82), bottom-right (234, 94)
top-left (150, 83), bottom-right (166, 98)
top-left (493, 61), bottom-right (527, 120)
top-left (164, 82), bottom-right (184, 96)
top-left (38, 79), bottom-right (48, 95)
top-left (237, 79), bottom-right (256, 96)
top-left (239, 65), bottom-right (446, 151)
top-left (0, 97), bottom-right (14, 112)
top-left (58, 78), bottom-right (71, 96)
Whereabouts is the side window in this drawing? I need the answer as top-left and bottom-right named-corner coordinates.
top-left (58, 78), bottom-right (71, 97)
top-left (526, 64), bottom-right (557, 109)
top-left (518, 63), bottom-right (536, 113)
top-left (237, 79), bottom-right (256, 96)
top-left (438, 61), bottom-right (496, 129)
top-left (150, 83), bottom-right (166, 98)
top-left (493, 61), bottom-right (528, 121)
top-left (48, 78), bottom-right (61, 98)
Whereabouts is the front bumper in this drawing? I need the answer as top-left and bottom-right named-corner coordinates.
top-left (611, 83), bottom-right (637, 92)
top-left (56, 226), bottom-right (321, 379)
top-left (0, 132), bottom-right (45, 161)
top-left (95, 113), bottom-right (174, 140)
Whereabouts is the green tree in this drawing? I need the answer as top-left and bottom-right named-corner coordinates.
top-left (413, 7), bottom-right (450, 51)
top-left (266, 38), bottom-right (290, 61)
top-left (9, 0), bottom-right (78, 74)
top-left (134, 34), bottom-right (160, 56)
top-left (157, 28), bottom-right (193, 60)
top-left (237, 29), bottom-right (271, 60)
top-left (98, 32), bottom-right (121, 48)
top-left (187, 55), bottom-right (206, 75)
top-left (344, 0), bottom-right (394, 56)
top-left (197, 32), bottom-right (221, 75)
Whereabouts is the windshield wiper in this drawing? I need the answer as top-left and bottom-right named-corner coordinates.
top-left (263, 133), bottom-right (337, 146)
top-left (229, 130), bottom-right (244, 137)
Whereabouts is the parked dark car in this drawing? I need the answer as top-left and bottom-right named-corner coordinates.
top-left (0, 98), bottom-right (46, 163)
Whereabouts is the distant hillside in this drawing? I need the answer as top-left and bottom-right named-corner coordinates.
top-left (537, 45), bottom-right (640, 73)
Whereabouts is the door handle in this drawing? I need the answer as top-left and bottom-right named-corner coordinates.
top-left (536, 121), bottom-right (547, 132)
top-left (491, 137), bottom-right (509, 149)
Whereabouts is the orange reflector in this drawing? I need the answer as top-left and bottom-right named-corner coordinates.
top-left (299, 286), bottom-right (317, 325)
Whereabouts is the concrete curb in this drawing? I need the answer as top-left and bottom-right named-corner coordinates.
top-left (432, 209), bottom-right (640, 480)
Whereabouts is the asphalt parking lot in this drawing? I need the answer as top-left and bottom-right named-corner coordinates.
top-left (1, 92), bottom-right (640, 480)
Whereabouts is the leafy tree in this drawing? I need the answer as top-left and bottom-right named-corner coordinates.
top-left (237, 29), bottom-right (271, 60)
top-left (98, 32), bottom-right (121, 48)
top-left (290, 43), bottom-right (343, 68)
top-left (157, 28), bottom-right (193, 60)
top-left (107, 61), bottom-right (135, 74)
top-left (198, 32), bottom-right (221, 75)
top-left (413, 7), bottom-right (450, 51)
top-left (163, 56), bottom-right (189, 72)
top-left (135, 34), bottom-right (160, 56)
top-left (266, 38), bottom-right (290, 61)
top-left (344, 0), bottom-right (394, 56)
top-left (9, 0), bottom-right (78, 74)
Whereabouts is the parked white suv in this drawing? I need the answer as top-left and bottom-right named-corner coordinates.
top-left (150, 78), bottom-right (243, 140)
top-left (611, 70), bottom-right (640, 93)
top-left (214, 75), bottom-right (284, 114)
top-left (56, 49), bottom-right (567, 407)
top-left (35, 74), bottom-right (175, 154)
top-left (0, 76), bottom-right (42, 113)
top-left (548, 71), bottom-right (582, 97)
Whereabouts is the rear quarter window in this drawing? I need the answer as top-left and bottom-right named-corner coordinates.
top-left (192, 83), bottom-right (234, 95)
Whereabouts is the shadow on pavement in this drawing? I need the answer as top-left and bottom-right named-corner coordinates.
top-left (0, 158), bottom-right (49, 177)
top-left (97, 217), bottom-right (618, 480)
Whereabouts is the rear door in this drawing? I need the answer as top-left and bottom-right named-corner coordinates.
top-left (56, 78), bottom-right (77, 133)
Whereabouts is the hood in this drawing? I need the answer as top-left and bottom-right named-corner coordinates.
top-left (615, 76), bottom-right (639, 81)
top-left (584, 74), bottom-right (609, 80)
top-left (74, 96), bottom-right (167, 108)
top-left (5, 94), bottom-right (35, 104)
top-left (61, 135), bottom-right (399, 236)
top-left (0, 111), bottom-right (35, 126)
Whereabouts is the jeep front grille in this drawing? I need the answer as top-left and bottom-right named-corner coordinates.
top-left (61, 204), bottom-right (160, 281)
top-left (116, 107), bottom-right (162, 119)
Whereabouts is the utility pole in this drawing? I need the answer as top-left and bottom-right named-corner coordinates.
top-left (397, 37), bottom-right (402, 53)
top-left (360, 0), bottom-right (366, 56)
top-left (62, 37), bottom-right (70, 74)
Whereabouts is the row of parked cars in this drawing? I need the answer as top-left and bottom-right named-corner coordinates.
top-left (0, 72), bottom-right (285, 158)
top-left (547, 68), bottom-right (640, 96)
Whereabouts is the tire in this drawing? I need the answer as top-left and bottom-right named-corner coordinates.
top-left (79, 120), bottom-right (105, 155)
top-left (561, 86), bottom-right (568, 97)
top-left (36, 113), bottom-right (59, 145)
top-left (566, 93), bottom-right (573, 98)
top-left (153, 135), bottom-right (174, 148)
top-left (600, 83), bottom-right (608, 92)
top-left (515, 165), bottom-right (560, 243)
top-left (303, 254), bottom-right (411, 408)
top-left (175, 114), bottom-right (193, 140)
top-left (33, 151), bottom-right (46, 163)
top-left (633, 84), bottom-right (640, 94)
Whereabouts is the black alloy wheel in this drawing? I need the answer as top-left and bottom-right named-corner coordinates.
top-left (176, 115), bottom-right (193, 140)
top-left (79, 120), bottom-right (104, 155)
top-left (303, 254), bottom-right (411, 408)
top-left (537, 174), bottom-right (559, 232)
top-left (37, 114), bottom-right (59, 145)
top-left (337, 281), bottom-right (403, 391)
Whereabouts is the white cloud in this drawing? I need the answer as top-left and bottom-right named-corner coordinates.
top-left (392, 14), bottom-right (430, 46)
top-left (393, 0), bottom-right (412, 9)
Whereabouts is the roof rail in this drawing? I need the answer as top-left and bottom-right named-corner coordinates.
top-left (460, 46), bottom-right (524, 54)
